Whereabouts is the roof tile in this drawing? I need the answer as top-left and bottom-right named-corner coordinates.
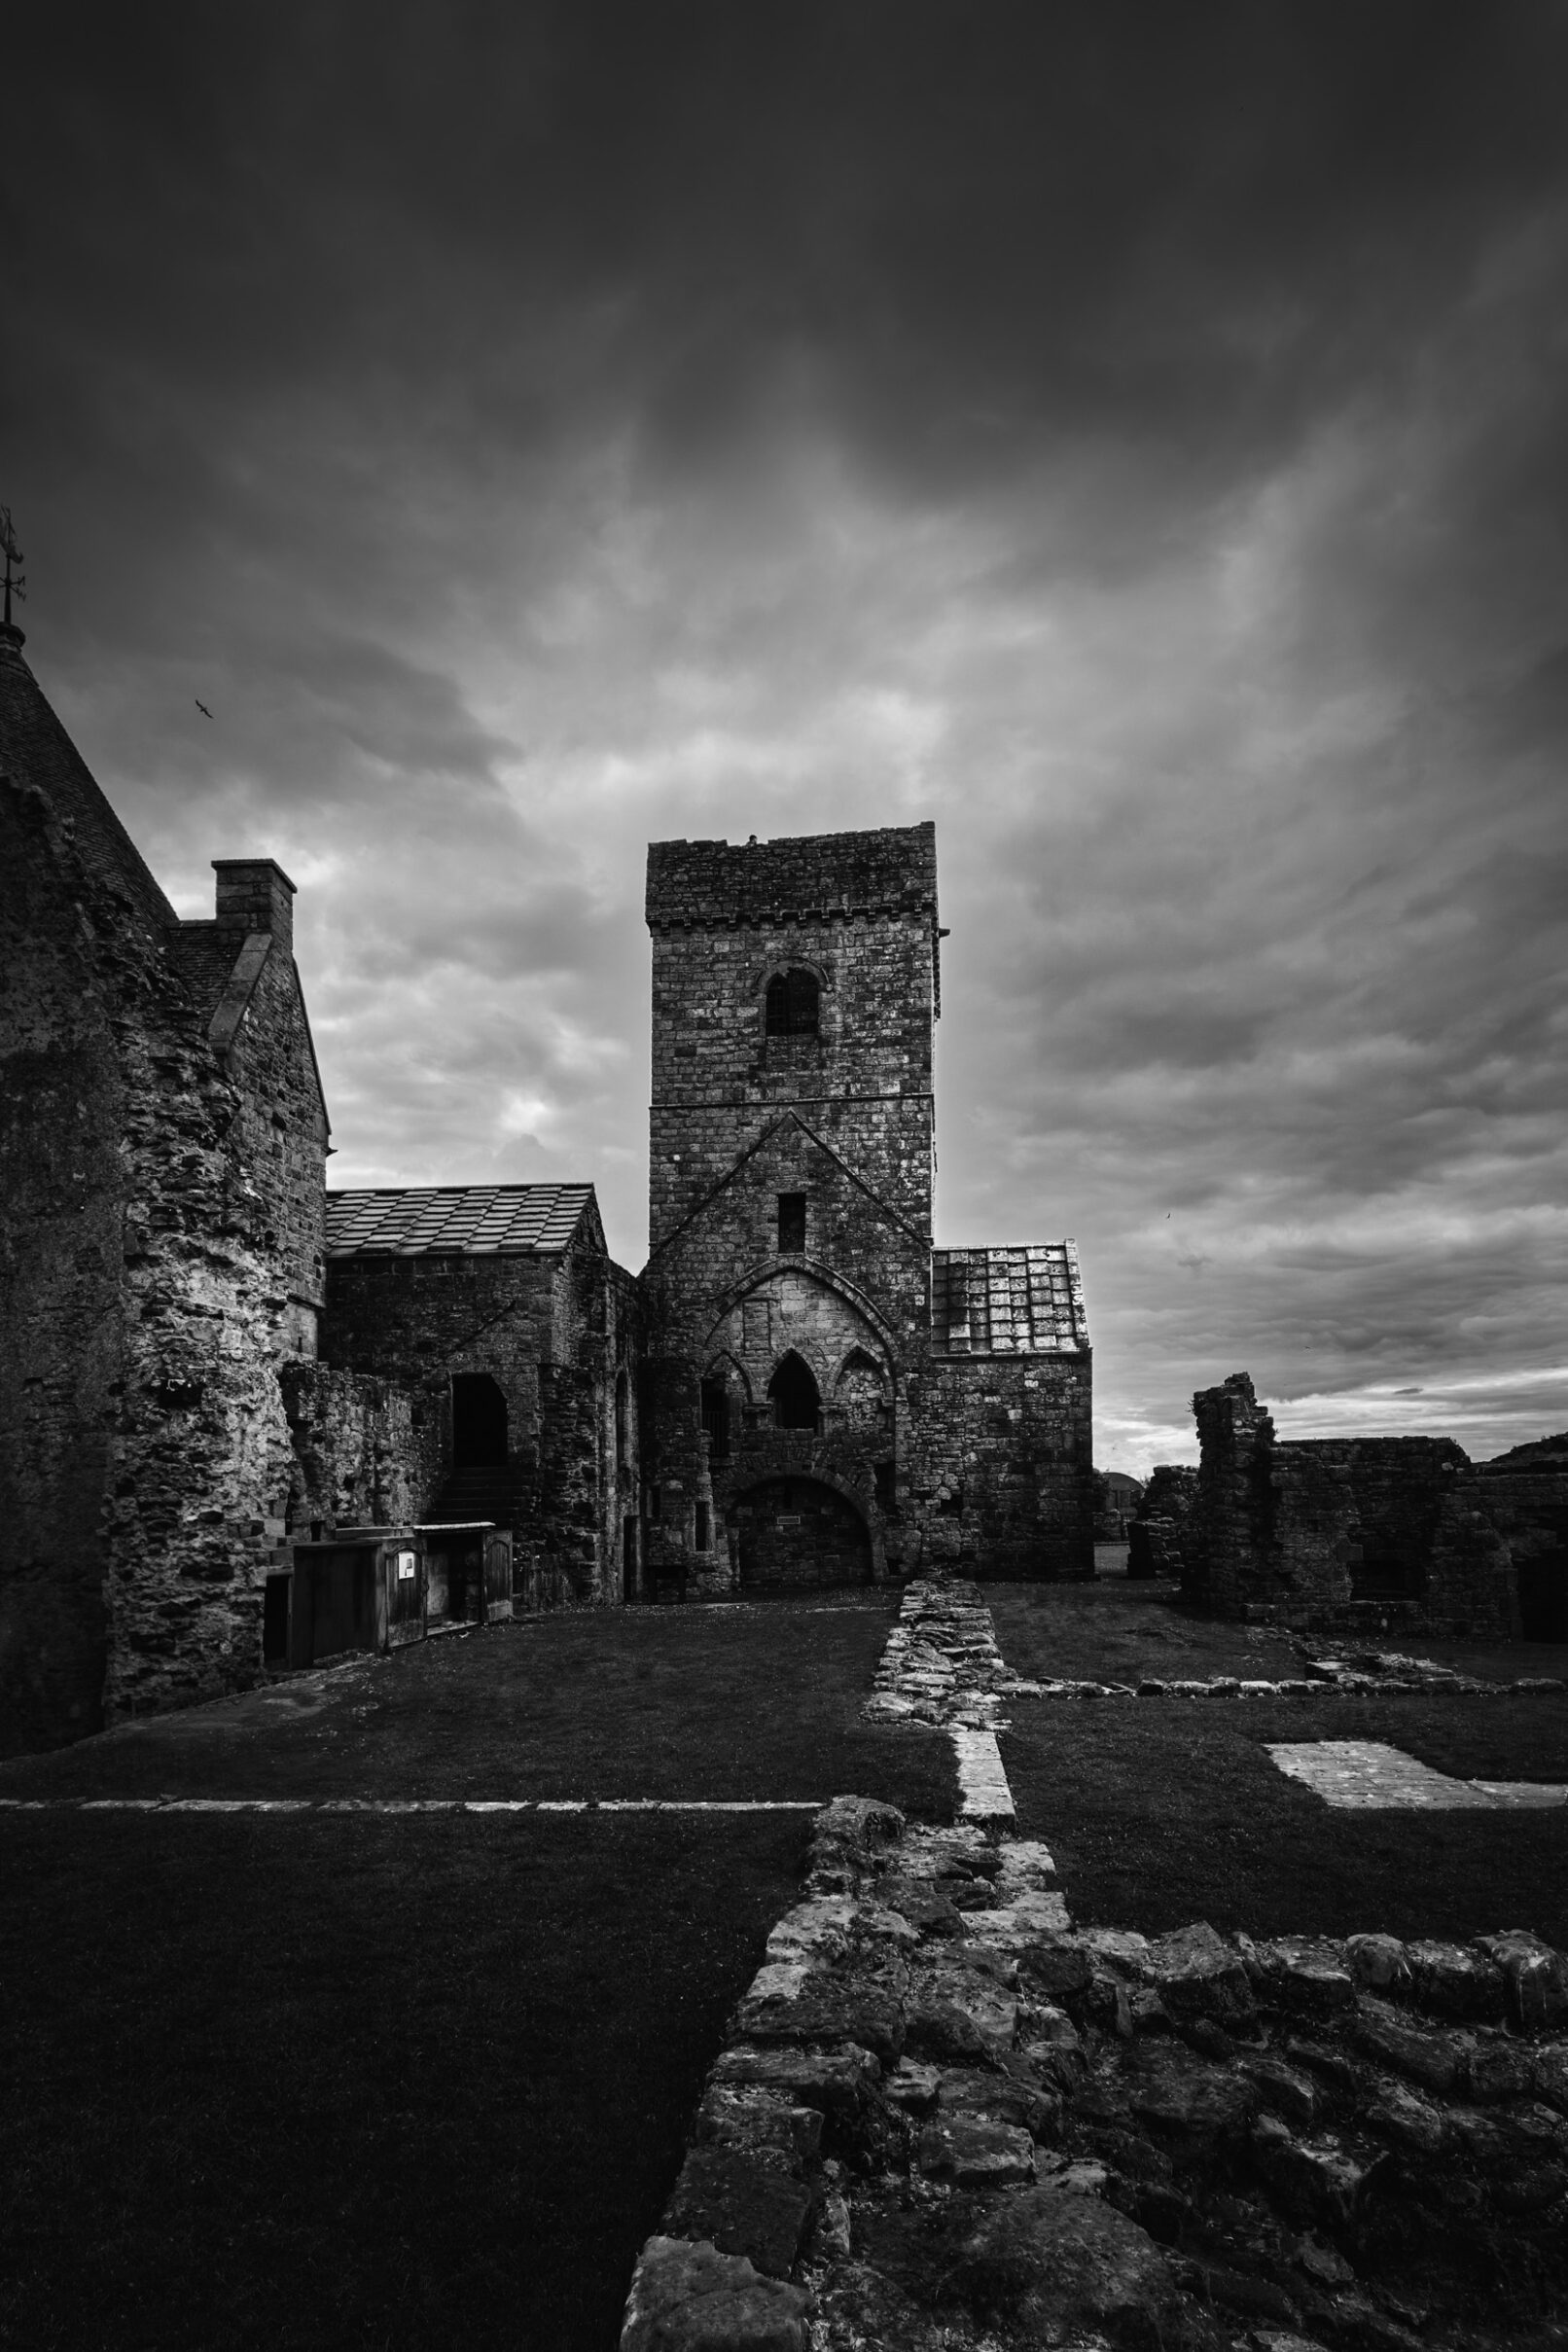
top-left (325, 1183), bottom-right (597, 1260)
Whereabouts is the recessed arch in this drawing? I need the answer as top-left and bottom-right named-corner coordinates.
top-left (768, 1351), bottom-right (821, 1431)
top-left (834, 1346), bottom-right (889, 1427)
top-left (700, 1348), bottom-right (753, 1406)
top-left (730, 1473), bottom-right (875, 1591)
top-left (704, 1259), bottom-right (907, 1401)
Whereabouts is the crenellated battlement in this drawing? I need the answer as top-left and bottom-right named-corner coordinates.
top-left (645, 822), bottom-right (938, 932)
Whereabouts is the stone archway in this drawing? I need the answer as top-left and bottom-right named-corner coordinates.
top-left (732, 1476), bottom-right (873, 1591)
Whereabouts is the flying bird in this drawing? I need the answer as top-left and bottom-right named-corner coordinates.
top-left (195, 698), bottom-right (213, 719)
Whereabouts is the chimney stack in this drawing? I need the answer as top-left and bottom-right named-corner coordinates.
top-left (212, 858), bottom-right (296, 951)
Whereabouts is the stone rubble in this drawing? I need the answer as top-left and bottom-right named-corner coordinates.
top-left (620, 1794), bottom-right (1568, 2350)
top-left (866, 1603), bottom-right (1568, 1711)
top-left (863, 1579), bottom-right (1030, 1729)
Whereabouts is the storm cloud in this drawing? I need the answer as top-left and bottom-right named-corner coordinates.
top-left (7, 2), bottom-right (1567, 1468)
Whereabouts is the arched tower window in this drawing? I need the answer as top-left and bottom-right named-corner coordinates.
top-left (768, 1352), bottom-right (821, 1432)
top-left (765, 969), bottom-right (819, 1037)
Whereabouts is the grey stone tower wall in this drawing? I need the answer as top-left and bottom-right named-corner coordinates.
top-left (646, 825), bottom-right (939, 1253)
top-left (642, 826), bottom-right (940, 1594)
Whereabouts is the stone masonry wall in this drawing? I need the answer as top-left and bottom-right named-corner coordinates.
top-left (1185, 1373), bottom-right (1561, 1639)
top-left (216, 917), bottom-right (327, 1355)
top-left (0, 772), bottom-right (128, 1750)
top-left (643, 827), bottom-right (939, 1592)
top-left (103, 936), bottom-right (301, 1723)
top-left (1186, 1373), bottom-right (1279, 1618)
top-left (646, 826), bottom-right (939, 1251)
top-left (1269, 1437), bottom-right (1471, 1623)
top-left (1, 763), bottom-right (324, 1741)
top-left (280, 1362), bottom-right (435, 1532)
top-left (906, 1355), bottom-right (1095, 1580)
top-left (1129, 1465), bottom-right (1200, 1580)
top-left (320, 1239), bottom-right (638, 1608)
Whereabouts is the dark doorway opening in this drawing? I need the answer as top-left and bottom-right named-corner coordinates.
top-left (1349, 1550), bottom-right (1415, 1602)
top-left (1518, 1550), bottom-right (1568, 1641)
top-left (263, 1573), bottom-right (290, 1663)
top-left (452, 1373), bottom-right (509, 1467)
top-left (700, 1376), bottom-right (731, 1459)
top-left (768, 1352), bottom-right (820, 1432)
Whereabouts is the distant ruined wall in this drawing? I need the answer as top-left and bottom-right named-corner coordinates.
top-left (1185, 1372), bottom-right (1562, 1638)
top-left (1186, 1372), bottom-right (1276, 1617)
top-left (1128, 1464), bottom-right (1198, 1580)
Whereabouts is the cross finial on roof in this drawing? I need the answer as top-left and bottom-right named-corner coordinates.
top-left (0, 506), bottom-right (26, 644)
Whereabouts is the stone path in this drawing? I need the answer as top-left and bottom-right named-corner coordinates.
top-left (862, 1576), bottom-right (1028, 1824)
top-left (1269, 1740), bottom-right (1568, 1811)
top-left (620, 1793), bottom-right (1568, 2352)
top-left (617, 1576), bottom-right (1568, 2348)
top-left (0, 1796), bottom-right (825, 1815)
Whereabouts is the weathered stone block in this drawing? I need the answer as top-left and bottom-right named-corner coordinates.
top-left (1149, 1920), bottom-right (1257, 2027)
top-left (620, 2235), bottom-right (809, 2352)
top-left (1350, 2000), bottom-right (1466, 2094)
top-left (663, 2149), bottom-right (813, 2281)
top-left (944, 2185), bottom-right (1183, 2344)
top-left (916, 2114), bottom-right (1036, 2186)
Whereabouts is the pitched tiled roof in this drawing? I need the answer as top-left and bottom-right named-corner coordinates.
top-left (929, 1242), bottom-right (1088, 1356)
top-left (325, 1184), bottom-right (597, 1260)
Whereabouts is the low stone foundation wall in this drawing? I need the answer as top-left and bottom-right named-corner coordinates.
top-left (621, 1798), bottom-right (1568, 2350)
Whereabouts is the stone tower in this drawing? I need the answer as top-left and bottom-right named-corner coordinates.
top-left (640, 820), bottom-right (1093, 1597)
top-left (645, 823), bottom-right (940, 1258)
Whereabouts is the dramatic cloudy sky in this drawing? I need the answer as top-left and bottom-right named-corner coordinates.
top-left (8, 4), bottom-right (1567, 1470)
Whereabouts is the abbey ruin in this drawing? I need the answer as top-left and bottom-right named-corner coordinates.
top-left (1, 623), bottom-right (1093, 1755)
top-left (3, 615), bottom-right (1563, 1759)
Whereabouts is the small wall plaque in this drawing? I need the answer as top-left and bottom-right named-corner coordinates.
top-left (396, 1551), bottom-right (417, 1580)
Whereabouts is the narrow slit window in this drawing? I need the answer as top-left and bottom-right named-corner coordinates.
top-left (777, 1193), bottom-right (806, 1254)
top-left (700, 1376), bottom-right (731, 1460)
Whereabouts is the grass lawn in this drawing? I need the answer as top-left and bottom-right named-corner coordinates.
top-left (986, 1574), bottom-right (1568, 1688)
top-left (986, 1577), bottom-right (1306, 1684)
top-left (1002, 1695), bottom-right (1568, 1944)
top-left (1, 1812), bottom-right (807, 2352)
top-left (2, 1597), bottom-right (953, 2352)
top-left (0, 1596), bottom-right (952, 1814)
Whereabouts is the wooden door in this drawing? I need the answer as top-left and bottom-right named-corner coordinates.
top-left (483, 1532), bottom-right (513, 1621)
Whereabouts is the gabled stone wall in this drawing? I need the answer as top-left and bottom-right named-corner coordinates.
top-left (646, 827), bottom-right (939, 1252)
top-left (0, 765), bottom-right (315, 1740)
top-left (320, 1237), bottom-right (639, 1607)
